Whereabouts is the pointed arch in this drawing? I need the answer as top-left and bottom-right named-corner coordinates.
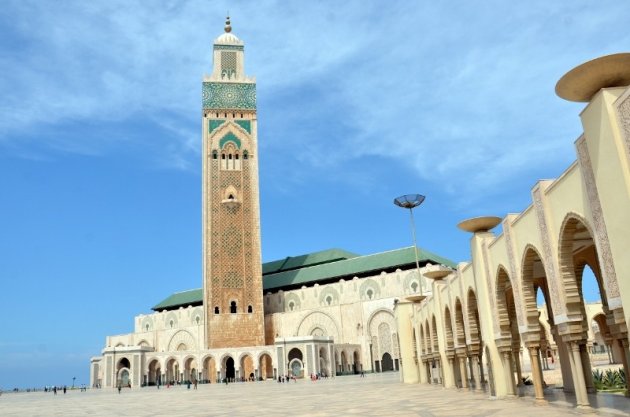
top-left (454, 298), bottom-right (466, 348)
top-left (444, 306), bottom-right (455, 350)
top-left (466, 288), bottom-right (481, 349)
top-left (495, 265), bottom-right (512, 337)
top-left (521, 244), bottom-right (548, 333)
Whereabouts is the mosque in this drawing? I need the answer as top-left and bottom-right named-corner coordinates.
top-left (89, 18), bottom-right (456, 388)
top-left (90, 18), bottom-right (630, 411)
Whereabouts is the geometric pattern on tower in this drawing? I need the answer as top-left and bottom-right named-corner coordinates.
top-left (203, 82), bottom-right (256, 110)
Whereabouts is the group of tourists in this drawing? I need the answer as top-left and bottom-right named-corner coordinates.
top-left (277, 375), bottom-right (297, 383)
top-left (44, 386), bottom-right (67, 394)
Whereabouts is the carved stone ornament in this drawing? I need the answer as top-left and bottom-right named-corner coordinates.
top-left (532, 187), bottom-right (563, 316)
top-left (576, 137), bottom-right (621, 307)
top-left (502, 219), bottom-right (525, 328)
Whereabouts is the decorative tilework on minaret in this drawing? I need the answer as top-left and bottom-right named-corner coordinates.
top-left (202, 18), bottom-right (264, 349)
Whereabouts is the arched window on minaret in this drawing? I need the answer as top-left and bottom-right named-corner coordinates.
top-left (214, 306), bottom-right (220, 314)
top-left (230, 301), bottom-right (237, 314)
top-left (247, 305), bottom-right (253, 313)
top-left (221, 143), bottom-right (241, 171)
top-left (212, 150), bottom-right (218, 160)
top-left (243, 150), bottom-right (249, 160)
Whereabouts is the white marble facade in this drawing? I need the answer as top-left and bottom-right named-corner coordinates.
top-left (91, 264), bottom-right (440, 387)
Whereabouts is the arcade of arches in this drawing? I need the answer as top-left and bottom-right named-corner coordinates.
top-left (396, 59), bottom-right (630, 410)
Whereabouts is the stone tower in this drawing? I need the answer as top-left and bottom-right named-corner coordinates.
top-left (202, 17), bottom-right (265, 348)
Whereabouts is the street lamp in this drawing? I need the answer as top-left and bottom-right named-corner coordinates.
top-left (394, 194), bottom-right (426, 301)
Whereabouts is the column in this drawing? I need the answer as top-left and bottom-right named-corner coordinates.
top-left (579, 343), bottom-right (596, 394)
top-left (502, 352), bottom-right (516, 396)
top-left (528, 346), bottom-right (546, 402)
top-left (459, 357), bottom-right (469, 388)
top-left (568, 341), bottom-right (591, 408)
top-left (471, 355), bottom-right (483, 392)
top-left (513, 349), bottom-right (523, 388)
top-left (479, 353), bottom-right (486, 385)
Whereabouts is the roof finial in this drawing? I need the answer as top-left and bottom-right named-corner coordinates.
top-left (224, 14), bottom-right (232, 33)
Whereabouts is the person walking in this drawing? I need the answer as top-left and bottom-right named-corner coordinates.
top-left (63, 386), bottom-right (67, 394)
top-left (117, 383), bottom-right (122, 394)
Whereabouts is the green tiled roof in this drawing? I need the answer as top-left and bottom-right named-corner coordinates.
top-left (152, 247), bottom-right (455, 311)
top-left (262, 246), bottom-right (455, 291)
top-left (262, 248), bottom-right (358, 275)
top-left (152, 288), bottom-right (202, 311)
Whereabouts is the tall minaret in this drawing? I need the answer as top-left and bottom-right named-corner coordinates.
top-left (202, 17), bottom-right (264, 348)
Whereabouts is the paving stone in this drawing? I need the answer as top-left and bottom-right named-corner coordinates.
top-left (1, 373), bottom-right (629, 417)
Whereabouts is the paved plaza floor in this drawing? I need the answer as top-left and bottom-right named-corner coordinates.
top-left (2, 373), bottom-right (629, 417)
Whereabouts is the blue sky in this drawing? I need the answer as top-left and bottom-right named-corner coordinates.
top-left (0, 0), bottom-right (626, 389)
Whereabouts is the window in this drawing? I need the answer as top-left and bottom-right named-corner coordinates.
top-left (214, 306), bottom-right (220, 314)
top-left (243, 151), bottom-right (248, 160)
top-left (169, 320), bottom-right (174, 329)
top-left (326, 296), bottom-right (332, 306)
top-left (230, 301), bottom-right (237, 314)
top-left (221, 153), bottom-right (226, 160)
top-left (145, 324), bottom-right (150, 331)
top-left (212, 150), bottom-right (218, 160)
top-left (288, 301), bottom-right (295, 311)
top-left (247, 305), bottom-right (253, 313)
top-left (367, 289), bottom-right (374, 300)
top-left (411, 282), bottom-right (418, 293)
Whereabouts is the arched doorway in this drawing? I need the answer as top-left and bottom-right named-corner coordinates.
top-left (495, 266), bottom-right (522, 396)
top-left (259, 353), bottom-right (273, 380)
top-left (556, 215), bottom-right (629, 404)
top-left (119, 369), bottom-right (130, 386)
top-left (454, 299), bottom-right (468, 388)
top-left (147, 359), bottom-right (161, 386)
top-left (184, 357), bottom-right (197, 383)
top-left (203, 356), bottom-right (216, 383)
top-left (116, 357), bottom-right (131, 388)
top-left (430, 315), bottom-right (441, 384)
top-left (381, 352), bottom-right (394, 371)
top-left (288, 348), bottom-right (303, 378)
top-left (225, 357), bottom-right (235, 381)
top-left (353, 350), bottom-right (361, 374)
top-left (240, 354), bottom-right (254, 381)
top-left (467, 289), bottom-right (485, 391)
top-left (340, 351), bottom-right (348, 374)
top-left (165, 358), bottom-right (179, 384)
top-left (444, 306), bottom-right (458, 387)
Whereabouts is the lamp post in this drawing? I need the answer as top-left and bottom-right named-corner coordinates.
top-left (394, 194), bottom-right (426, 300)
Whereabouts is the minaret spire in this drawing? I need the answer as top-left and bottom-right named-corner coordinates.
top-left (225, 15), bottom-right (232, 33)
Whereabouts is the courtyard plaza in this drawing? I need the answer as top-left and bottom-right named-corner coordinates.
top-left (2, 373), bottom-right (629, 417)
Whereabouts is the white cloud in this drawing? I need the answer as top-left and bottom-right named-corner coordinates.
top-left (0, 0), bottom-right (628, 203)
